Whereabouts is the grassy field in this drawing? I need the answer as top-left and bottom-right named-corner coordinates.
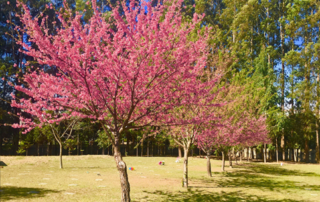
top-left (0, 155), bottom-right (320, 201)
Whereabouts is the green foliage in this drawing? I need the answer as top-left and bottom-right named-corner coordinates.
top-left (95, 129), bottom-right (112, 149)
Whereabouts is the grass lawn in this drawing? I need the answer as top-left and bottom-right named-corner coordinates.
top-left (0, 155), bottom-right (320, 201)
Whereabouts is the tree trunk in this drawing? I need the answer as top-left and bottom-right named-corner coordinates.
top-left (147, 140), bottom-right (149, 157)
top-left (247, 147), bottom-right (249, 162)
top-left (151, 142), bottom-right (153, 157)
top-left (141, 142), bottom-right (143, 157)
top-left (59, 142), bottom-right (63, 169)
top-left (240, 150), bottom-right (242, 162)
top-left (178, 147), bottom-right (182, 158)
top-left (276, 138), bottom-right (279, 163)
top-left (228, 150), bottom-right (232, 168)
top-left (68, 149), bottom-right (71, 156)
top-left (37, 143), bottom-right (40, 156)
top-left (304, 139), bottom-right (309, 163)
top-left (316, 120), bottom-right (320, 164)
top-left (114, 141), bottom-right (130, 202)
top-left (102, 147), bottom-right (105, 155)
top-left (221, 151), bottom-right (225, 171)
top-left (136, 144), bottom-right (138, 157)
top-left (207, 152), bottom-right (212, 177)
top-left (235, 151), bottom-right (238, 165)
top-left (183, 147), bottom-right (189, 188)
top-left (264, 143), bottom-right (267, 163)
top-left (47, 142), bottom-right (50, 156)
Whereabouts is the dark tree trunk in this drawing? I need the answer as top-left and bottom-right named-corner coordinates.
top-left (264, 143), bottom-right (267, 163)
top-left (102, 147), bottom-right (105, 155)
top-left (59, 142), bottom-right (63, 169)
top-left (206, 152), bottom-right (212, 177)
top-left (147, 140), bottom-right (149, 157)
top-left (37, 143), bottom-right (40, 156)
top-left (221, 151), bottom-right (225, 171)
top-left (304, 139), bottom-right (309, 163)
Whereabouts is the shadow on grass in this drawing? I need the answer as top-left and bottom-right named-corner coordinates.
top-left (233, 163), bottom-right (320, 177)
top-left (0, 186), bottom-right (59, 201)
top-left (139, 190), bottom-right (302, 202)
top-left (216, 172), bottom-right (320, 192)
top-left (0, 161), bottom-right (7, 166)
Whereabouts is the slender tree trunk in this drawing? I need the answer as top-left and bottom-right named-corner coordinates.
top-left (235, 151), bottom-right (238, 165)
top-left (221, 151), bottom-right (225, 171)
top-left (276, 138), bottom-right (279, 163)
top-left (228, 149), bottom-right (232, 168)
top-left (247, 147), bottom-right (249, 162)
top-left (151, 142), bottom-right (153, 157)
top-left (304, 139), bottom-right (309, 163)
top-left (183, 147), bottom-right (189, 188)
top-left (280, 0), bottom-right (286, 162)
top-left (102, 147), bottom-right (105, 155)
top-left (59, 142), bottom-right (63, 169)
top-left (316, 74), bottom-right (320, 163)
top-left (240, 150), bottom-right (242, 162)
top-left (207, 152), bottom-right (212, 177)
top-left (264, 143), bottom-right (267, 163)
top-left (178, 147), bottom-right (182, 158)
top-left (113, 137), bottom-right (130, 202)
top-left (47, 142), bottom-right (50, 156)
top-left (147, 140), bottom-right (149, 157)
top-left (136, 143), bottom-right (138, 157)
top-left (77, 133), bottom-right (79, 155)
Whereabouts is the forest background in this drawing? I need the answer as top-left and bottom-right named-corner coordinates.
top-left (1, 0), bottom-right (320, 164)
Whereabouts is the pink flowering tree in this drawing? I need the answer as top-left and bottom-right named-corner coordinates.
top-left (10, 0), bottom-right (210, 200)
top-left (167, 99), bottom-right (221, 187)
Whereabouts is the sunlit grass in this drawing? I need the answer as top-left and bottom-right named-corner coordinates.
top-left (0, 155), bottom-right (320, 201)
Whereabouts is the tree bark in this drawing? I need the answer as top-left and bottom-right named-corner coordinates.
top-left (59, 142), bottom-right (63, 169)
top-left (264, 143), bottom-right (267, 163)
top-left (147, 139), bottom-right (149, 157)
top-left (276, 138), bottom-right (279, 163)
top-left (221, 151), bottom-right (225, 171)
top-left (207, 152), bottom-right (212, 177)
top-left (228, 150), bottom-right (232, 168)
top-left (114, 139), bottom-right (130, 202)
top-left (240, 150), bottom-right (242, 162)
top-left (247, 147), bottom-right (249, 162)
top-left (304, 139), bottom-right (309, 163)
top-left (183, 147), bottom-right (189, 188)
top-left (102, 146), bottom-right (105, 155)
top-left (178, 147), bottom-right (182, 158)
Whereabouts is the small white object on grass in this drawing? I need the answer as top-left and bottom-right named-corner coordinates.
top-left (281, 163), bottom-right (283, 166)
top-left (95, 179), bottom-right (103, 181)
top-left (64, 192), bottom-right (75, 195)
top-left (68, 184), bottom-right (78, 186)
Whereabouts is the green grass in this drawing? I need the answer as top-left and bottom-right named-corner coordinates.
top-left (0, 155), bottom-right (320, 201)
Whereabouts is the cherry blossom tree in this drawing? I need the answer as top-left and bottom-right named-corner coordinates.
top-left (10, 0), bottom-right (210, 200)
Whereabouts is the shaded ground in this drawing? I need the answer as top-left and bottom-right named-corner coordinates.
top-left (0, 156), bottom-right (319, 201)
